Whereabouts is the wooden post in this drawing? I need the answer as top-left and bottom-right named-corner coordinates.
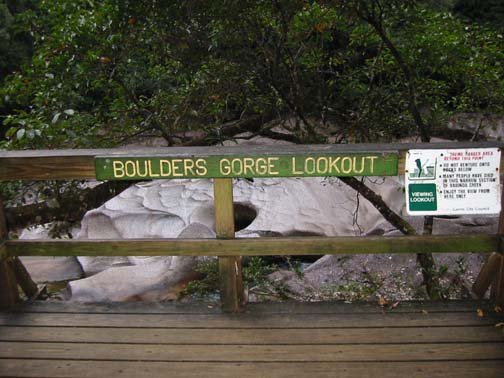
top-left (0, 197), bottom-right (19, 310)
top-left (491, 182), bottom-right (504, 305)
top-left (474, 179), bottom-right (504, 302)
top-left (472, 156), bottom-right (504, 305)
top-left (12, 257), bottom-right (38, 298)
top-left (495, 255), bottom-right (504, 306)
top-left (214, 178), bottom-right (243, 312)
top-left (473, 252), bottom-right (502, 299)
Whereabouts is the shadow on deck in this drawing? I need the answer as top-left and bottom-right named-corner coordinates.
top-left (0, 300), bottom-right (503, 377)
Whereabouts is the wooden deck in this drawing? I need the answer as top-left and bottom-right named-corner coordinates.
top-left (0, 300), bottom-right (503, 377)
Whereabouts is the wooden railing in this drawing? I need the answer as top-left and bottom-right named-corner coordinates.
top-left (1, 142), bottom-right (503, 311)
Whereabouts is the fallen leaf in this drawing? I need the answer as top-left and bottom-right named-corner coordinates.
top-left (494, 305), bottom-right (502, 313)
top-left (477, 308), bottom-right (485, 318)
top-left (378, 296), bottom-right (388, 307)
top-left (421, 310), bottom-right (428, 315)
top-left (495, 323), bottom-right (504, 328)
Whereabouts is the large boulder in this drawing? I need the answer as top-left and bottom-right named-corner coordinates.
top-left (68, 223), bottom-right (215, 301)
top-left (68, 135), bottom-right (499, 302)
top-left (71, 176), bottom-right (406, 301)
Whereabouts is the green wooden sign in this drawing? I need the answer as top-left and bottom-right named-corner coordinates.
top-left (95, 153), bottom-right (398, 180)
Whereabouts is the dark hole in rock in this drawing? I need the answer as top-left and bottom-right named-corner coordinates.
top-left (234, 203), bottom-right (257, 232)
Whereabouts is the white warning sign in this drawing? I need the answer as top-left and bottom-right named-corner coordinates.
top-left (405, 148), bottom-right (501, 215)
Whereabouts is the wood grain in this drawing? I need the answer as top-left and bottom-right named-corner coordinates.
top-left (473, 252), bottom-right (503, 298)
top-left (1, 360), bottom-right (503, 378)
top-left (1, 301), bottom-right (502, 378)
top-left (214, 178), bottom-right (235, 239)
top-left (0, 312), bottom-right (499, 328)
top-left (1, 341), bottom-right (503, 362)
top-left (1, 325), bottom-right (502, 344)
top-left (214, 178), bottom-right (244, 312)
top-left (0, 257), bottom-right (19, 310)
top-left (5, 234), bottom-right (499, 257)
top-left (11, 299), bottom-right (490, 314)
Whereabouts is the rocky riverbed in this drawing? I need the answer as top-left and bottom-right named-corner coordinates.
top-left (19, 174), bottom-right (497, 302)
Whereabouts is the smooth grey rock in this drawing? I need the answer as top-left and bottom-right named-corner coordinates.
top-left (268, 252), bottom-right (484, 301)
top-left (67, 259), bottom-right (198, 302)
top-left (77, 256), bottom-right (132, 277)
top-left (18, 224), bottom-right (84, 282)
top-left (68, 223), bottom-right (216, 302)
top-left (20, 256), bottom-right (83, 283)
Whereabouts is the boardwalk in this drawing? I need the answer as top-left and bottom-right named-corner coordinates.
top-left (0, 300), bottom-right (503, 377)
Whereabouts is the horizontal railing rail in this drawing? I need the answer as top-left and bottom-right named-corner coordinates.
top-left (4, 234), bottom-right (499, 257)
top-left (1, 141), bottom-right (502, 180)
top-left (1, 141), bottom-right (503, 311)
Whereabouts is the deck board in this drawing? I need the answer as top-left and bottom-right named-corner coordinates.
top-left (0, 311), bottom-right (500, 328)
top-left (0, 301), bottom-right (503, 377)
top-left (1, 325), bottom-right (502, 344)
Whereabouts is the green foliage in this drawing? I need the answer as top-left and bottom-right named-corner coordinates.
top-left (1, 0), bottom-right (504, 149)
top-left (179, 259), bottom-right (220, 300)
top-left (180, 257), bottom-right (278, 300)
top-left (243, 256), bottom-right (277, 287)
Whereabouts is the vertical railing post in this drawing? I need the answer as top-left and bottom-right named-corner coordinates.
top-left (492, 182), bottom-right (504, 305)
top-left (213, 178), bottom-right (244, 312)
top-left (473, 154), bottom-right (504, 303)
top-left (0, 196), bottom-right (19, 310)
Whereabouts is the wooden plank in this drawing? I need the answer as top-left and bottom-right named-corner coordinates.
top-left (0, 197), bottom-right (6, 240)
top-left (1, 341), bottom-right (504, 362)
top-left (5, 234), bottom-right (499, 257)
top-left (494, 185), bottom-right (504, 305)
top-left (1, 360), bottom-right (503, 378)
top-left (0, 325), bottom-right (502, 344)
top-left (245, 300), bottom-right (494, 314)
top-left (12, 300), bottom-right (493, 314)
top-left (214, 179), bottom-right (235, 240)
top-left (219, 255), bottom-right (243, 312)
top-left (214, 178), bottom-right (243, 312)
top-left (11, 301), bottom-right (223, 314)
top-left (495, 255), bottom-right (504, 306)
top-left (1, 142), bottom-right (503, 181)
top-left (0, 257), bottom-right (19, 310)
top-left (0, 312), bottom-right (500, 328)
top-left (10, 257), bottom-right (38, 298)
top-left (0, 155), bottom-right (96, 180)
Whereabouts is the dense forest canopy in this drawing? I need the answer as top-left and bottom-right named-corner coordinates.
top-left (1, 0), bottom-right (503, 150)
